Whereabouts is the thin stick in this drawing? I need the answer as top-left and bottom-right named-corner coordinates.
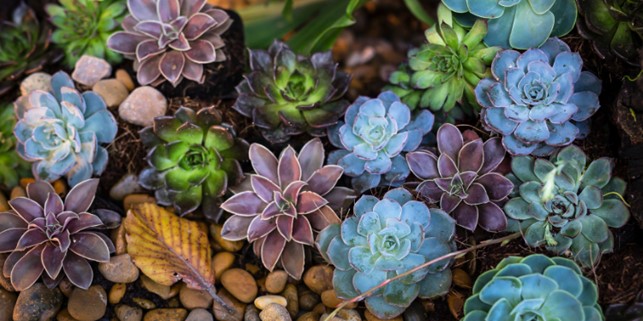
top-left (322, 232), bottom-right (523, 320)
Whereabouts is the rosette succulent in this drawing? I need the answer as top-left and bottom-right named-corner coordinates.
top-left (327, 91), bottom-right (434, 193)
top-left (139, 106), bottom-right (248, 217)
top-left (107, 0), bottom-right (232, 86)
top-left (221, 139), bottom-right (354, 279)
top-left (0, 179), bottom-right (117, 291)
top-left (504, 145), bottom-right (630, 268)
top-left (13, 71), bottom-right (118, 187)
top-left (463, 254), bottom-right (604, 321)
top-left (476, 38), bottom-right (602, 156)
top-left (0, 104), bottom-right (31, 190)
top-left (46, 0), bottom-right (126, 67)
top-left (576, 0), bottom-right (643, 66)
top-left (386, 6), bottom-right (500, 113)
top-left (317, 188), bottom-right (456, 319)
top-left (441, 0), bottom-right (578, 49)
top-left (406, 124), bottom-right (513, 232)
top-left (233, 41), bottom-right (350, 144)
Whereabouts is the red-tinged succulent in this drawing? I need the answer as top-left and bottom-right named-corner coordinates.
top-left (107, 0), bottom-right (232, 87)
top-left (406, 123), bottom-right (513, 232)
top-left (220, 138), bottom-right (354, 279)
top-left (0, 179), bottom-right (117, 291)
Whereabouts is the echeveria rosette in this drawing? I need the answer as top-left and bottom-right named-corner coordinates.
top-left (139, 106), bottom-right (248, 217)
top-left (0, 104), bottom-right (31, 190)
top-left (463, 254), bottom-right (604, 321)
top-left (504, 145), bottom-right (630, 268)
top-left (407, 124), bottom-right (513, 232)
top-left (0, 179), bottom-right (117, 291)
top-left (107, 0), bottom-right (232, 87)
top-left (221, 139), bottom-right (353, 279)
top-left (13, 71), bottom-right (118, 187)
top-left (327, 91), bottom-right (435, 193)
top-left (441, 0), bottom-right (577, 49)
top-left (316, 188), bottom-right (457, 319)
top-left (476, 38), bottom-right (602, 156)
top-left (233, 41), bottom-right (350, 144)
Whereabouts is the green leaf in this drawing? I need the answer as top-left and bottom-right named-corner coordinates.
top-left (403, 0), bottom-right (435, 25)
top-left (581, 158), bottom-right (612, 189)
top-left (591, 199), bottom-right (630, 228)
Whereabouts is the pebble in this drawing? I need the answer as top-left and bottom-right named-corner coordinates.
top-left (303, 266), bottom-right (334, 294)
top-left (179, 284), bottom-right (213, 309)
top-left (93, 79), bottom-right (129, 108)
top-left (186, 308), bottom-right (213, 321)
top-left (0, 193), bottom-right (8, 212)
top-left (254, 295), bottom-right (287, 310)
top-left (72, 55), bottom-right (112, 87)
top-left (0, 255), bottom-right (14, 291)
top-left (56, 309), bottom-right (77, 321)
top-left (212, 289), bottom-right (245, 321)
top-left (320, 309), bottom-right (361, 321)
top-left (265, 271), bottom-right (288, 294)
top-left (244, 305), bottom-right (261, 321)
top-left (110, 174), bottom-right (144, 201)
top-left (143, 308), bottom-right (187, 321)
top-left (296, 312), bottom-right (319, 321)
top-left (210, 224), bottom-right (244, 252)
top-left (58, 278), bottom-right (74, 297)
top-left (321, 289), bottom-right (356, 309)
top-left (312, 304), bottom-right (326, 315)
top-left (98, 254), bottom-right (140, 283)
top-left (13, 283), bottom-right (63, 321)
top-left (212, 252), bottom-right (235, 281)
top-left (221, 268), bottom-right (258, 303)
top-left (119, 86), bottom-right (167, 127)
top-left (115, 304), bottom-right (143, 321)
top-left (112, 225), bottom-right (128, 255)
top-left (281, 284), bottom-right (298, 317)
top-left (297, 288), bottom-right (319, 311)
top-left (364, 310), bottom-right (402, 321)
top-left (123, 194), bottom-right (157, 210)
top-left (109, 283), bottom-right (127, 304)
top-left (20, 72), bottom-right (52, 96)
top-left (116, 69), bottom-right (135, 91)
top-left (133, 297), bottom-right (156, 310)
top-left (67, 285), bottom-right (107, 321)
top-left (0, 288), bottom-right (16, 321)
top-left (140, 274), bottom-right (175, 300)
top-left (10, 186), bottom-right (26, 199)
top-left (258, 303), bottom-right (291, 321)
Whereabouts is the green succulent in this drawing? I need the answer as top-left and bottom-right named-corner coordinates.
top-left (46, 0), bottom-right (126, 67)
top-left (386, 5), bottom-right (500, 114)
top-left (504, 145), bottom-right (630, 268)
top-left (463, 254), bottom-right (604, 321)
top-left (0, 103), bottom-right (30, 190)
top-left (139, 107), bottom-right (249, 217)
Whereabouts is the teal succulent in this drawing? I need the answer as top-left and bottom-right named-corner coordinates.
top-left (139, 107), bottom-right (248, 217)
top-left (504, 145), bottom-right (630, 268)
top-left (13, 71), bottom-right (117, 187)
top-left (0, 103), bottom-right (30, 190)
top-left (317, 188), bottom-right (456, 319)
top-left (441, 0), bottom-right (577, 49)
top-left (463, 254), bottom-right (604, 321)
top-left (46, 0), bottom-right (126, 67)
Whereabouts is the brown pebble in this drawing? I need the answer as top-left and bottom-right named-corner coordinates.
top-left (10, 186), bottom-right (26, 199)
top-left (116, 69), bottom-right (135, 91)
top-left (140, 274), bottom-right (174, 300)
top-left (0, 288), bottom-right (17, 321)
top-left (179, 283), bottom-right (213, 309)
top-left (210, 224), bottom-right (244, 252)
top-left (56, 309), bottom-right (77, 321)
top-left (93, 79), bottom-right (129, 108)
top-left (258, 303), bottom-right (291, 321)
top-left (303, 265), bottom-right (334, 294)
top-left (123, 194), bottom-right (156, 211)
top-left (297, 287), bottom-right (319, 311)
top-left (312, 303), bottom-right (326, 315)
top-left (58, 278), bottom-right (74, 297)
top-left (321, 289), bottom-right (356, 309)
top-left (0, 193), bottom-right (8, 212)
top-left (220, 268), bottom-right (257, 303)
top-left (53, 180), bottom-right (67, 196)
top-left (212, 252), bottom-right (235, 281)
top-left (98, 254), bottom-right (139, 284)
top-left (254, 295), bottom-right (287, 310)
top-left (19, 178), bottom-right (35, 188)
top-left (111, 225), bottom-right (128, 255)
top-left (365, 309), bottom-right (402, 321)
top-left (265, 270), bottom-right (288, 294)
top-left (212, 289), bottom-right (245, 321)
top-left (281, 284), bottom-right (298, 317)
top-left (296, 312), bottom-right (319, 321)
top-left (67, 285), bottom-right (107, 321)
top-left (143, 308), bottom-right (187, 321)
top-left (133, 297), bottom-right (156, 310)
top-left (12, 284), bottom-right (63, 321)
top-left (115, 304), bottom-right (143, 321)
top-left (186, 308), bottom-right (213, 321)
top-left (109, 283), bottom-right (127, 304)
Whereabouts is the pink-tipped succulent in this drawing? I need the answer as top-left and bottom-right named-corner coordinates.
top-left (220, 138), bottom-right (354, 279)
top-left (107, 0), bottom-right (232, 86)
top-left (0, 179), bottom-right (117, 291)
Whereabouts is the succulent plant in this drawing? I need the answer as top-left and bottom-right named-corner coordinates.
top-left (386, 6), bottom-right (500, 114)
top-left (476, 37), bottom-right (602, 156)
top-left (406, 124), bottom-right (512, 232)
top-left (233, 41), bottom-right (351, 144)
top-left (317, 188), bottom-right (456, 319)
top-left (576, 0), bottom-right (643, 66)
top-left (327, 91), bottom-right (434, 193)
top-left (13, 71), bottom-right (118, 187)
top-left (0, 179), bottom-right (118, 291)
top-left (463, 254), bottom-right (604, 321)
top-left (46, 0), bottom-right (126, 67)
top-left (441, 0), bottom-right (577, 49)
top-left (107, 0), bottom-right (232, 87)
top-left (0, 104), bottom-right (31, 190)
top-left (139, 106), bottom-right (248, 217)
top-left (221, 138), bottom-right (354, 279)
top-left (0, 3), bottom-right (61, 97)
top-left (504, 145), bottom-right (630, 268)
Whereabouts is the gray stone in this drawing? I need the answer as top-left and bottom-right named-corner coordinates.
top-left (118, 86), bottom-right (167, 127)
top-left (115, 304), bottom-right (143, 321)
top-left (67, 285), bottom-right (107, 321)
top-left (93, 79), bottom-right (129, 108)
top-left (98, 254), bottom-right (140, 283)
top-left (243, 305), bottom-right (260, 321)
top-left (13, 283), bottom-right (63, 321)
top-left (20, 72), bottom-right (52, 96)
top-left (258, 304), bottom-right (291, 321)
top-left (0, 288), bottom-right (16, 321)
top-left (109, 173), bottom-right (144, 201)
top-left (72, 55), bottom-right (111, 87)
top-left (186, 309), bottom-right (213, 321)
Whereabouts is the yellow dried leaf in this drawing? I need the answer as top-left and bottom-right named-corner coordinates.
top-left (447, 291), bottom-right (465, 320)
top-left (452, 268), bottom-right (472, 289)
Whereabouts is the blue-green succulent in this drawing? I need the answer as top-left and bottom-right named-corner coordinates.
top-left (13, 71), bottom-right (118, 187)
top-left (463, 254), bottom-right (604, 321)
top-left (441, 0), bottom-right (578, 49)
top-left (504, 145), bottom-right (630, 268)
top-left (327, 91), bottom-right (434, 193)
top-left (476, 38), bottom-right (602, 156)
top-left (317, 188), bottom-right (456, 319)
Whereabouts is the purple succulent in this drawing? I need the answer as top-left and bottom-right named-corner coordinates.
top-left (406, 123), bottom-right (513, 232)
top-left (0, 179), bottom-right (117, 291)
top-left (107, 0), bottom-right (232, 86)
top-left (220, 138), bottom-right (354, 279)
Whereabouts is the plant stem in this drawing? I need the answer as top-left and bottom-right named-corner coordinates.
top-left (322, 232), bottom-right (523, 321)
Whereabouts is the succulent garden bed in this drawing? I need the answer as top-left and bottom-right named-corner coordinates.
top-left (0, 0), bottom-right (641, 321)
